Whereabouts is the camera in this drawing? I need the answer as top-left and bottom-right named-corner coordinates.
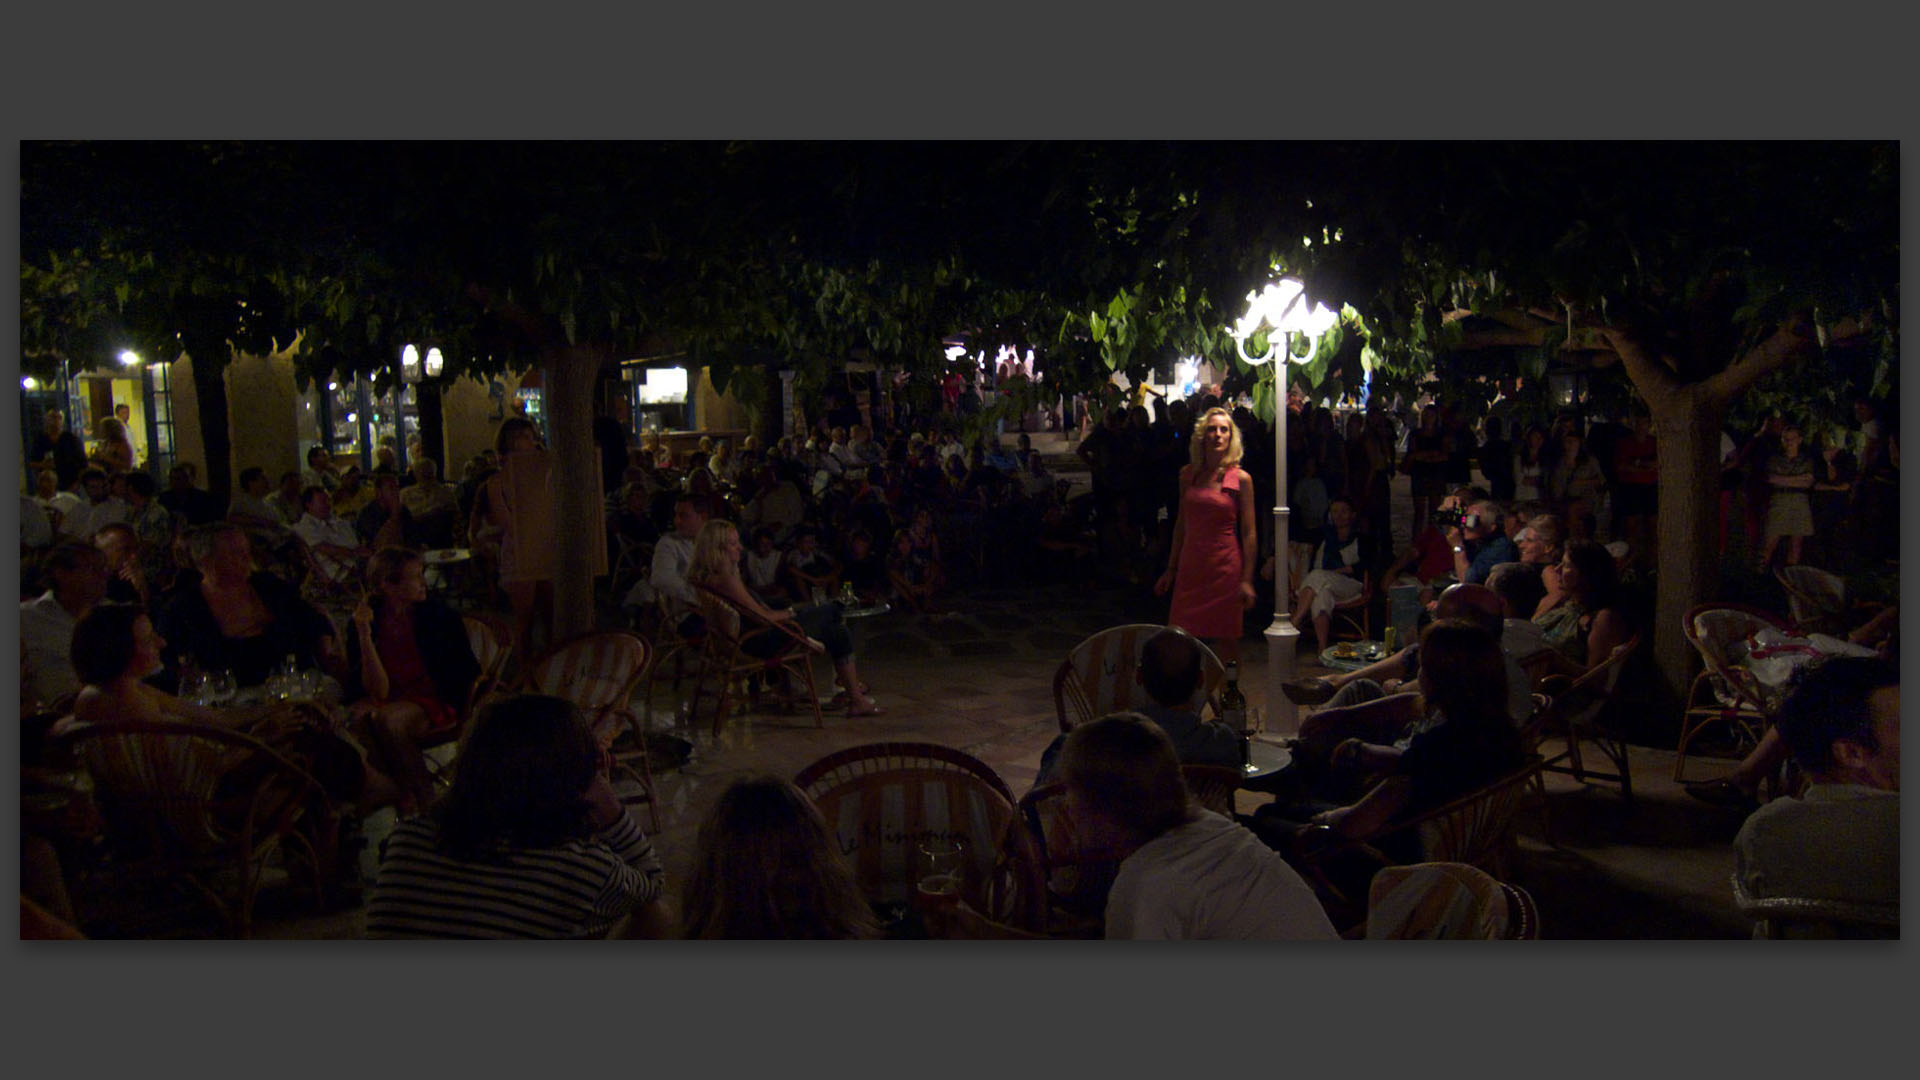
top-left (1433, 506), bottom-right (1479, 531)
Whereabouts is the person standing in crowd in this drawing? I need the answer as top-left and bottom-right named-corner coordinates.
top-left (1156, 407), bottom-right (1257, 666)
top-left (482, 418), bottom-right (558, 661)
top-left (1514, 424), bottom-right (1549, 503)
top-left (1735, 414), bottom-right (1783, 556)
top-left (1611, 412), bottom-right (1658, 571)
top-left (1757, 421), bottom-right (1816, 572)
top-left (30, 409), bottom-right (88, 492)
top-left (265, 469), bottom-right (306, 525)
top-left (1403, 405), bottom-right (1450, 539)
top-left (1734, 657), bottom-right (1897, 929)
top-left (93, 416), bottom-right (137, 473)
top-left (1546, 429), bottom-right (1606, 540)
top-left (1057, 714), bottom-right (1338, 940)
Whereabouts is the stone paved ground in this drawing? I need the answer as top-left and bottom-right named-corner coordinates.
top-left (231, 570), bottom-right (1752, 940)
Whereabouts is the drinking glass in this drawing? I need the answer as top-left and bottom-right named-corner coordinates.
top-left (208, 669), bottom-right (237, 708)
top-left (180, 670), bottom-right (210, 707)
top-left (915, 836), bottom-right (966, 915)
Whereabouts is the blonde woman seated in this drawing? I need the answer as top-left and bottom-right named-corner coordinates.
top-left (688, 519), bottom-right (883, 716)
top-left (679, 775), bottom-right (880, 939)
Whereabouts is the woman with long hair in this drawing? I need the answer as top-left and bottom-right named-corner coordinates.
top-left (689, 519), bottom-right (882, 716)
top-left (1530, 538), bottom-right (1631, 678)
top-left (366, 694), bottom-right (668, 938)
top-left (1155, 407), bottom-right (1257, 665)
top-left (94, 416), bottom-right (136, 473)
top-left (1514, 425), bottom-right (1550, 503)
top-left (344, 548), bottom-right (482, 813)
top-left (1258, 620), bottom-right (1525, 869)
top-left (680, 776), bottom-right (880, 939)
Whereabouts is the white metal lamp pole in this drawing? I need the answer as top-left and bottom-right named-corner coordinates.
top-left (1231, 279), bottom-right (1338, 736)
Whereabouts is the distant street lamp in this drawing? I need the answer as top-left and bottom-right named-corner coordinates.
top-left (1230, 278), bottom-right (1339, 735)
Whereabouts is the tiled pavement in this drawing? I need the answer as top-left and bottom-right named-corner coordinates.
top-left (235, 574), bottom-right (1755, 940)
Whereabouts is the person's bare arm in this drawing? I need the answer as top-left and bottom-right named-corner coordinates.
top-left (1313, 773), bottom-right (1413, 839)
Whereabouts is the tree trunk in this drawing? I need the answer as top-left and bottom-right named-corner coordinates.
top-left (1646, 390), bottom-right (1725, 706)
top-left (196, 356), bottom-right (233, 501)
top-left (418, 382), bottom-right (446, 472)
top-left (546, 345), bottom-right (608, 643)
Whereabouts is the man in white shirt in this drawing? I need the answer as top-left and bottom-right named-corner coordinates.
top-left (20, 543), bottom-right (110, 707)
top-left (56, 468), bottom-right (132, 543)
top-left (1735, 657), bottom-right (1898, 926)
top-left (1059, 714), bottom-right (1339, 940)
top-left (292, 486), bottom-right (367, 584)
top-left (635, 494), bottom-right (711, 632)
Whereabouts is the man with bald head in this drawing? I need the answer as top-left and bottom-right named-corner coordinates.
top-left (1282, 583), bottom-right (1533, 728)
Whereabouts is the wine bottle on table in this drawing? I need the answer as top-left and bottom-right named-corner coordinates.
top-left (1220, 661), bottom-right (1249, 767)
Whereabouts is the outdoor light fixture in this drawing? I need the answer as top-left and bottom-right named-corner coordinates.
top-left (424, 348), bottom-right (444, 378)
top-left (1228, 277), bottom-right (1339, 736)
top-left (401, 344), bottom-right (422, 384)
top-left (118, 350), bottom-right (142, 367)
top-left (328, 382), bottom-right (339, 392)
top-left (22, 376), bottom-right (38, 390)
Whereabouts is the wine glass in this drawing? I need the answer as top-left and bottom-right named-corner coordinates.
top-left (207, 669), bottom-right (237, 708)
top-left (915, 836), bottom-right (966, 916)
top-left (178, 669), bottom-right (210, 707)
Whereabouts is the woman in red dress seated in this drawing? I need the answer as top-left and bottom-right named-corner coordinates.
top-left (344, 548), bottom-right (482, 813)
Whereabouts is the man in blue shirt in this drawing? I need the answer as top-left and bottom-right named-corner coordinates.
top-left (1449, 499), bottom-right (1518, 586)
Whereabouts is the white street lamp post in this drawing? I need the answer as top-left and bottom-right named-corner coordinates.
top-left (1231, 279), bottom-right (1339, 736)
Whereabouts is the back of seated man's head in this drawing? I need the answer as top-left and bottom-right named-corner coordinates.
top-left (1059, 713), bottom-right (1194, 847)
top-left (1434, 583), bottom-right (1504, 638)
top-left (1777, 658), bottom-right (1900, 791)
top-left (1485, 562), bottom-right (1546, 621)
top-left (1139, 629), bottom-right (1204, 709)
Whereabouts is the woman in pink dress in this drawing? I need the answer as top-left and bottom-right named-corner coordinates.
top-left (1154, 407), bottom-right (1258, 663)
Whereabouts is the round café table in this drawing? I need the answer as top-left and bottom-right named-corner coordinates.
top-left (421, 548), bottom-right (472, 598)
top-left (1242, 736), bottom-right (1293, 781)
top-left (1319, 640), bottom-right (1389, 673)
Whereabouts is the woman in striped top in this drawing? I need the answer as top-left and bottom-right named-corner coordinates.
top-left (366, 694), bottom-right (667, 938)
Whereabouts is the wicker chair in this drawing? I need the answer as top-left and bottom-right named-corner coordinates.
top-left (1292, 756), bottom-right (1546, 917)
top-left (1327, 571), bottom-right (1376, 643)
top-left (53, 718), bottom-right (337, 938)
top-left (1676, 603), bottom-right (1789, 783)
top-left (525, 630), bottom-right (661, 833)
top-left (1730, 873), bottom-right (1898, 940)
top-left (412, 612), bottom-right (515, 788)
top-left (795, 742), bottom-right (1047, 934)
top-left (1051, 624), bottom-right (1226, 734)
top-left (1531, 635), bottom-right (1641, 799)
top-left (1773, 565), bottom-right (1850, 636)
top-left (1015, 762), bottom-right (1248, 938)
top-left (689, 583), bottom-right (825, 737)
top-left (1362, 861), bottom-right (1542, 940)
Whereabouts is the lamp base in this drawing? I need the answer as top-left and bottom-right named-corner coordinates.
top-left (1262, 617), bottom-right (1302, 737)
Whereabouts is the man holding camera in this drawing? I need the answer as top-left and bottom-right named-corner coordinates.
top-left (1446, 499), bottom-right (1517, 586)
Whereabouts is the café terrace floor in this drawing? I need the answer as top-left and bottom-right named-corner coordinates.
top-left (230, 576), bottom-right (1757, 941)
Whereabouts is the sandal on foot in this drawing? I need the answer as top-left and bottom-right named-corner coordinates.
top-left (847, 701), bottom-right (886, 718)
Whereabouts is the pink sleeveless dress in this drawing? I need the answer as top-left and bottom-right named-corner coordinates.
top-left (1169, 468), bottom-right (1246, 638)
